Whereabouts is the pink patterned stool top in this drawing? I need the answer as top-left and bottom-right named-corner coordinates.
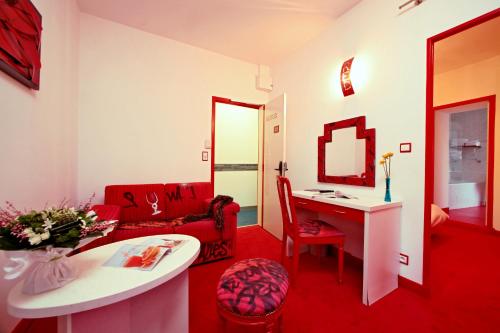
top-left (217, 258), bottom-right (289, 316)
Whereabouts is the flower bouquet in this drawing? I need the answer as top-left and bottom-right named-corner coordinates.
top-left (0, 200), bottom-right (116, 294)
top-left (379, 152), bottom-right (394, 202)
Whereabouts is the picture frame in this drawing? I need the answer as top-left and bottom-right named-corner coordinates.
top-left (0, 0), bottom-right (42, 90)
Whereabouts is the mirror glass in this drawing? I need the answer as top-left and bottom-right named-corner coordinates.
top-left (325, 127), bottom-right (366, 177)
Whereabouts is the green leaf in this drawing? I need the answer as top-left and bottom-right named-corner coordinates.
top-left (0, 237), bottom-right (25, 250)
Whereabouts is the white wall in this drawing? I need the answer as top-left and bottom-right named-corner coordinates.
top-left (215, 104), bottom-right (259, 164)
top-left (215, 171), bottom-right (258, 207)
top-left (77, 14), bottom-right (268, 203)
top-left (434, 111), bottom-right (450, 209)
top-left (214, 103), bottom-right (259, 207)
top-left (0, 1), bottom-right (80, 331)
top-left (270, 0), bottom-right (498, 283)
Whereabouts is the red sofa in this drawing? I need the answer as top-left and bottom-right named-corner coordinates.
top-left (80, 182), bottom-right (240, 265)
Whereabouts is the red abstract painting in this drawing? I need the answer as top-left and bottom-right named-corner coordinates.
top-left (0, 0), bottom-right (42, 90)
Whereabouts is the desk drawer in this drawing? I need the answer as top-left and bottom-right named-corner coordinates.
top-left (293, 197), bottom-right (364, 223)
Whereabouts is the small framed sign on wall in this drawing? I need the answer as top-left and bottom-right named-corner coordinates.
top-left (202, 151), bottom-right (209, 161)
top-left (0, 0), bottom-right (42, 90)
top-left (400, 142), bottom-right (412, 153)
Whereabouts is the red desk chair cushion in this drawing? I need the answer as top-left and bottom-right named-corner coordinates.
top-left (298, 219), bottom-right (345, 238)
top-left (217, 258), bottom-right (289, 316)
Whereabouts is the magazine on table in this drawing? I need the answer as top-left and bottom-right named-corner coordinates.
top-left (103, 238), bottom-right (186, 271)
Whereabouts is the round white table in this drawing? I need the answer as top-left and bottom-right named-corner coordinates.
top-left (8, 234), bottom-right (200, 333)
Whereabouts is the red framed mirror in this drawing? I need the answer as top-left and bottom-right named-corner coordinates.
top-left (318, 116), bottom-right (376, 187)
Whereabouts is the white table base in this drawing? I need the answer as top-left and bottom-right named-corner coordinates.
top-left (57, 270), bottom-right (189, 333)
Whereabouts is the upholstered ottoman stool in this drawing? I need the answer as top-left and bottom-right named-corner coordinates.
top-left (217, 258), bottom-right (289, 333)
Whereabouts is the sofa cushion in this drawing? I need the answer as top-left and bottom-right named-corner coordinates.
top-left (174, 218), bottom-right (226, 242)
top-left (105, 184), bottom-right (166, 222)
top-left (164, 182), bottom-right (213, 219)
top-left (112, 221), bottom-right (176, 242)
top-left (91, 204), bottom-right (121, 222)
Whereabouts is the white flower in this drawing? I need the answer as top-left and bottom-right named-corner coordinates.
top-left (23, 228), bottom-right (35, 237)
top-left (86, 210), bottom-right (96, 218)
top-left (40, 231), bottom-right (50, 241)
top-left (28, 234), bottom-right (42, 245)
top-left (43, 218), bottom-right (54, 230)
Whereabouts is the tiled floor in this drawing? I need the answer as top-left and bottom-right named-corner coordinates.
top-left (449, 206), bottom-right (486, 226)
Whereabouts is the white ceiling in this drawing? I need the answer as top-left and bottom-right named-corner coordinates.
top-left (77, 0), bottom-right (361, 65)
top-left (435, 16), bottom-right (500, 74)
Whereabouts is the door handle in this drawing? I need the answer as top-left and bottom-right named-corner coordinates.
top-left (274, 161), bottom-right (288, 175)
top-left (274, 161), bottom-right (282, 172)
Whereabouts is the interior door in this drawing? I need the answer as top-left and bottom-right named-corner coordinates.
top-left (262, 94), bottom-right (287, 240)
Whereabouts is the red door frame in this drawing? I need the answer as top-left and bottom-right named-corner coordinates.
top-left (423, 8), bottom-right (500, 291)
top-left (211, 96), bottom-right (264, 205)
top-left (433, 96), bottom-right (496, 227)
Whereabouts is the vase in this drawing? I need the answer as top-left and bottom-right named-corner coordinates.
top-left (17, 247), bottom-right (76, 295)
top-left (384, 178), bottom-right (392, 202)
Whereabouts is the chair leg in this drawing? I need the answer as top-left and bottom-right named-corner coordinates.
top-left (281, 233), bottom-right (287, 265)
top-left (265, 320), bottom-right (275, 333)
top-left (317, 245), bottom-right (322, 265)
top-left (337, 244), bottom-right (344, 284)
top-left (292, 241), bottom-right (300, 284)
top-left (218, 313), bottom-right (227, 333)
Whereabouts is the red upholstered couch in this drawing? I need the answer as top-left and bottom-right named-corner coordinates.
top-left (79, 182), bottom-right (240, 265)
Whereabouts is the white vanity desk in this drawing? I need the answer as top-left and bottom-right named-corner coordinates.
top-left (292, 190), bottom-right (402, 305)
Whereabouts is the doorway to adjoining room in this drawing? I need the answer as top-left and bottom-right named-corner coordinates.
top-left (434, 102), bottom-right (491, 227)
top-left (212, 97), bottom-right (263, 227)
top-left (424, 10), bottom-right (499, 292)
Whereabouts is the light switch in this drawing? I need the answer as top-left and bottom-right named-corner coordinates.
top-left (400, 143), bottom-right (412, 153)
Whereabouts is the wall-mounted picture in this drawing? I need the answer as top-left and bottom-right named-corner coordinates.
top-left (0, 0), bottom-right (42, 90)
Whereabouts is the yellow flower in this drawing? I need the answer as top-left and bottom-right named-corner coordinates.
top-left (382, 152), bottom-right (394, 159)
top-left (379, 159), bottom-right (386, 165)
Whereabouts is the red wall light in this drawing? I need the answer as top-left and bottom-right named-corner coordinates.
top-left (340, 57), bottom-right (355, 97)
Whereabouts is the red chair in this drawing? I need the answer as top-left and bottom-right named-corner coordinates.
top-left (276, 176), bottom-right (345, 283)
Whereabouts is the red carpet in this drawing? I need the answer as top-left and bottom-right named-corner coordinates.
top-left (13, 224), bottom-right (500, 333)
top-left (449, 206), bottom-right (486, 226)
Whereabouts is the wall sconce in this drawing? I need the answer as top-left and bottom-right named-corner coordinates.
top-left (340, 57), bottom-right (354, 97)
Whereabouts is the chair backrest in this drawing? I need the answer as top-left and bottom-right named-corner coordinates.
top-left (276, 176), bottom-right (299, 235)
